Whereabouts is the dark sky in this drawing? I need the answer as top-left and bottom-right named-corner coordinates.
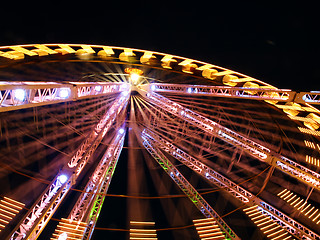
top-left (1, 1), bottom-right (319, 91)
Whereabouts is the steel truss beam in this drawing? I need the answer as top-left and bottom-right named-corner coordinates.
top-left (50, 128), bottom-right (125, 239)
top-left (141, 83), bottom-right (320, 105)
top-left (142, 134), bottom-right (240, 240)
top-left (139, 90), bottom-right (320, 192)
top-left (0, 82), bottom-right (128, 112)
top-left (7, 89), bottom-right (130, 240)
top-left (142, 129), bottom-right (320, 240)
top-left (142, 83), bottom-right (293, 102)
top-left (52, 127), bottom-right (126, 240)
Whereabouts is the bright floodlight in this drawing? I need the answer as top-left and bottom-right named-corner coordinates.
top-left (59, 88), bottom-right (70, 98)
top-left (57, 174), bottom-right (68, 184)
top-left (14, 89), bottom-right (26, 101)
top-left (119, 128), bottom-right (125, 134)
top-left (94, 85), bottom-right (102, 92)
top-left (58, 232), bottom-right (68, 240)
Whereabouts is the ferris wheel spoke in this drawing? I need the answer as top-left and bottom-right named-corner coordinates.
top-left (142, 129), bottom-right (320, 240)
top-left (141, 83), bottom-right (320, 106)
top-left (51, 127), bottom-right (126, 240)
top-left (0, 81), bottom-right (126, 112)
top-left (142, 134), bottom-right (240, 240)
top-left (7, 90), bottom-right (130, 240)
top-left (138, 89), bottom-right (320, 192)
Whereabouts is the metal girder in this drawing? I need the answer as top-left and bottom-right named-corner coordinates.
top-left (7, 90), bottom-right (130, 240)
top-left (138, 90), bottom-right (320, 192)
top-left (142, 129), bottom-right (252, 202)
top-left (8, 172), bottom-right (74, 240)
top-left (142, 83), bottom-right (294, 102)
top-left (141, 83), bottom-right (320, 105)
top-left (142, 129), bottom-right (320, 240)
top-left (142, 133), bottom-right (240, 240)
top-left (295, 91), bottom-right (320, 105)
top-left (0, 82), bottom-right (128, 112)
top-left (51, 127), bottom-right (126, 240)
top-left (80, 129), bottom-right (125, 240)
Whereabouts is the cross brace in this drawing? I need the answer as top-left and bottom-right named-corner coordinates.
top-left (139, 90), bottom-right (320, 192)
top-left (142, 129), bottom-right (320, 240)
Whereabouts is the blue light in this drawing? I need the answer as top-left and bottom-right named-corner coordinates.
top-left (14, 89), bottom-right (26, 101)
top-left (59, 88), bottom-right (70, 99)
top-left (150, 85), bottom-right (156, 91)
top-left (94, 85), bottom-right (102, 92)
top-left (57, 174), bottom-right (68, 184)
top-left (187, 87), bottom-right (192, 93)
top-left (119, 128), bottom-right (125, 134)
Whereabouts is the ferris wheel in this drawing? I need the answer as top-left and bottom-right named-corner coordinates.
top-left (0, 44), bottom-right (320, 240)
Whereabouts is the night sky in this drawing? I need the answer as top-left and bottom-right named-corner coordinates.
top-left (1, 1), bottom-right (319, 91)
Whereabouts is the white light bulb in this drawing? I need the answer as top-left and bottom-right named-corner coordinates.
top-left (59, 88), bottom-right (70, 98)
top-left (14, 89), bottom-right (26, 101)
top-left (58, 174), bottom-right (68, 184)
top-left (94, 85), bottom-right (102, 92)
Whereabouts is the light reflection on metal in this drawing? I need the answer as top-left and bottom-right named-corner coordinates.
top-left (142, 129), bottom-right (252, 203)
top-left (51, 218), bottom-right (86, 240)
top-left (145, 83), bottom-right (293, 102)
top-left (8, 90), bottom-right (129, 240)
top-left (67, 87), bottom-right (129, 171)
top-left (142, 129), bottom-right (320, 240)
top-left (142, 134), bottom-right (240, 240)
top-left (0, 82), bottom-right (127, 112)
top-left (243, 206), bottom-right (294, 240)
top-left (278, 189), bottom-right (320, 224)
top-left (141, 91), bottom-right (320, 191)
top-left (130, 221), bottom-right (157, 240)
top-left (193, 218), bottom-right (225, 240)
top-left (0, 197), bottom-right (24, 233)
top-left (8, 172), bottom-right (73, 240)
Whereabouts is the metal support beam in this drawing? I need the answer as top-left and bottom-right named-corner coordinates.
top-left (142, 133), bottom-right (240, 240)
top-left (0, 82), bottom-right (128, 112)
top-left (7, 89), bottom-right (130, 240)
top-left (51, 127), bottom-right (126, 240)
top-left (138, 90), bottom-right (320, 192)
top-left (142, 83), bottom-right (294, 102)
top-left (141, 83), bottom-right (320, 105)
top-left (142, 129), bottom-right (320, 240)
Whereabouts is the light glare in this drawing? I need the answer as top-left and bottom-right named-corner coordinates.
top-left (59, 88), bottom-right (70, 98)
top-left (130, 73), bottom-right (140, 83)
top-left (94, 85), bottom-right (102, 92)
top-left (119, 128), bottom-right (125, 134)
top-left (58, 232), bottom-right (68, 240)
top-left (58, 174), bottom-right (68, 184)
top-left (14, 89), bottom-right (26, 101)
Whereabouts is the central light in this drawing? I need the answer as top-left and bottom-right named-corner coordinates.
top-left (130, 73), bottom-right (140, 83)
top-left (124, 68), bottom-right (143, 85)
